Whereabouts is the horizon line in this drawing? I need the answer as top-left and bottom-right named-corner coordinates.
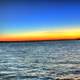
top-left (0, 38), bottom-right (80, 43)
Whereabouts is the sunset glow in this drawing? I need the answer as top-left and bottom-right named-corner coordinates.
top-left (0, 0), bottom-right (80, 41)
top-left (0, 28), bottom-right (80, 41)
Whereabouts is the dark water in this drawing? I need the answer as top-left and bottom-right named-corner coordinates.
top-left (0, 41), bottom-right (80, 80)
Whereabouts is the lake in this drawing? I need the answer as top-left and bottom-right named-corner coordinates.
top-left (0, 41), bottom-right (80, 80)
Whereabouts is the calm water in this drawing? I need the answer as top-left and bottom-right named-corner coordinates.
top-left (0, 41), bottom-right (80, 80)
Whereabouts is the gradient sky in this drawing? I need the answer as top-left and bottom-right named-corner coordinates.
top-left (0, 0), bottom-right (80, 41)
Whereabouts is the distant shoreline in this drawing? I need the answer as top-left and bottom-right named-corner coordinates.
top-left (0, 39), bottom-right (80, 43)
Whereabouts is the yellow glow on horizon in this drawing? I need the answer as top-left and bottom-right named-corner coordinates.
top-left (0, 28), bottom-right (80, 41)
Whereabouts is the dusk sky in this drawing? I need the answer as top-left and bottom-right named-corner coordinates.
top-left (0, 0), bottom-right (80, 41)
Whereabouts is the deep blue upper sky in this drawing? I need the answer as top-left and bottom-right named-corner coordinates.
top-left (0, 0), bottom-right (80, 33)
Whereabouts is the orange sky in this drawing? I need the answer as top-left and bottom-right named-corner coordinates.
top-left (0, 28), bottom-right (80, 41)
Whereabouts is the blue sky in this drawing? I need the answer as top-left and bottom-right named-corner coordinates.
top-left (0, 0), bottom-right (80, 34)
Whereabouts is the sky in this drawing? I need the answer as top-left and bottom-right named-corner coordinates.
top-left (0, 0), bottom-right (80, 41)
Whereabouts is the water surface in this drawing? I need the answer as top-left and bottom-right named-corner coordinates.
top-left (0, 41), bottom-right (80, 80)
